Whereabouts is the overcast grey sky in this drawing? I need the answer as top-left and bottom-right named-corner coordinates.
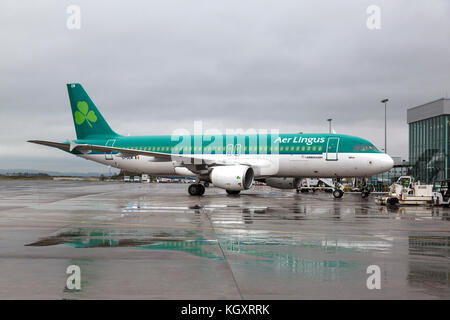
top-left (0, 0), bottom-right (449, 172)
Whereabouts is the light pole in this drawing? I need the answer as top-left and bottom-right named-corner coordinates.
top-left (381, 99), bottom-right (389, 153)
top-left (327, 117), bottom-right (332, 134)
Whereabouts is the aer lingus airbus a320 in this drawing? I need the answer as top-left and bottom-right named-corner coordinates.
top-left (29, 84), bottom-right (394, 197)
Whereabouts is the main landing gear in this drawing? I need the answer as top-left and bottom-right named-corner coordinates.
top-left (188, 183), bottom-right (205, 196)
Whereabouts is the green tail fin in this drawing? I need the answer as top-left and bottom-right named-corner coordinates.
top-left (67, 83), bottom-right (119, 139)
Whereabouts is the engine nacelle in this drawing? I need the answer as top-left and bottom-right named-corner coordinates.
top-left (210, 165), bottom-right (254, 191)
top-left (265, 177), bottom-right (302, 189)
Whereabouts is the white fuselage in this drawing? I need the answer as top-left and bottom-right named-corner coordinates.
top-left (80, 152), bottom-right (393, 178)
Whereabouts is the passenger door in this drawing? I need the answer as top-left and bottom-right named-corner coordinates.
top-left (105, 139), bottom-right (116, 160)
top-left (326, 137), bottom-right (339, 161)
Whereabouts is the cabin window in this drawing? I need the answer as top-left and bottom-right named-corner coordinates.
top-left (291, 146), bottom-right (294, 151)
top-left (280, 146), bottom-right (284, 151)
top-left (312, 146), bottom-right (316, 151)
top-left (307, 146), bottom-right (311, 151)
top-left (353, 144), bottom-right (360, 151)
top-left (296, 146), bottom-right (300, 151)
top-left (318, 146), bottom-right (322, 151)
top-left (360, 145), bottom-right (369, 151)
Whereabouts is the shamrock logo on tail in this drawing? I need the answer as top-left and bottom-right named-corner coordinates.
top-left (74, 101), bottom-right (97, 127)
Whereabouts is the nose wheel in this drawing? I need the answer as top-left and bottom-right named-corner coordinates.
top-left (361, 189), bottom-right (370, 198)
top-left (332, 178), bottom-right (344, 198)
top-left (188, 183), bottom-right (205, 196)
top-left (360, 177), bottom-right (370, 198)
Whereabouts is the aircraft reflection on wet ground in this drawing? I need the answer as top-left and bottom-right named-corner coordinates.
top-left (0, 180), bottom-right (449, 299)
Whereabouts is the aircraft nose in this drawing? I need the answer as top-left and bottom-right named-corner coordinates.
top-left (381, 154), bottom-right (394, 171)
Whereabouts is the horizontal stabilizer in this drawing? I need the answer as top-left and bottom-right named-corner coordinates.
top-left (28, 140), bottom-right (70, 152)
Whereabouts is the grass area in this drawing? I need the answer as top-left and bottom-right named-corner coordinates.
top-left (0, 175), bottom-right (53, 180)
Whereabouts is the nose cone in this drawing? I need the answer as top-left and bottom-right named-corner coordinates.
top-left (380, 154), bottom-right (394, 172)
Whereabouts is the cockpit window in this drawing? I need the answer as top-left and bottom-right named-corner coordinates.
top-left (359, 144), bottom-right (378, 152)
top-left (353, 144), bottom-right (360, 151)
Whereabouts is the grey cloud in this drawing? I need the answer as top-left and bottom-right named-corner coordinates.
top-left (0, 0), bottom-right (449, 171)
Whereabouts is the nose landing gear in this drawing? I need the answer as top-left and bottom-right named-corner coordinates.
top-left (332, 178), bottom-right (344, 198)
top-left (333, 189), bottom-right (344, 198)
top-left (360, 177), bottom-right (371, 198)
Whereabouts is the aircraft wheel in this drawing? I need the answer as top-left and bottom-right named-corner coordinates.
top-left (188, 183), bottom-right (205, 196)
top-left (333, 189), bottom-right (344, 198)
top-left (198, 184), bottom-right (205, 195)
top-left (361, 191), bottom-right (369, 198)
top-left (387, 197), bottom-right (399, 205)
top-left (226, 190), bottom-right (240, 195)
top-left (203, 182), bottom-right (209, 188)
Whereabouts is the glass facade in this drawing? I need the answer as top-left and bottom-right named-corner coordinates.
top-left (370, 164), bottom-right (411, 192)
top-left (409, 115), bottom-right (449, 184)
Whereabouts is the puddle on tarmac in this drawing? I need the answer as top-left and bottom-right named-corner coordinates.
top-left (24, 228), bottom-right (372, 277)
top-left (24, 227), bottom-right (450, 285)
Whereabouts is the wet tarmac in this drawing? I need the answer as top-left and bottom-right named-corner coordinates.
top-left (0, 180), bottom-right (449, 299)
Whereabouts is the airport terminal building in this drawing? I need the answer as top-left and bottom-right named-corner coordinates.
top-left (408, 98), bottom-right (450, 184)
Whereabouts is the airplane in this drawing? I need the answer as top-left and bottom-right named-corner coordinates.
top-left (29, 83), bottom-right (394, 198)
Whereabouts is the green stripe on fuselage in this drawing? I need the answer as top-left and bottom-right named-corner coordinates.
top-left (67, 134), bottom-right (381, 155)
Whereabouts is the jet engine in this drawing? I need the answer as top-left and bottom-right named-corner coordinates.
top-left (210, 165), bottom-right (254, 191)
top-left (265, 177), bottom-right (302, 189)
